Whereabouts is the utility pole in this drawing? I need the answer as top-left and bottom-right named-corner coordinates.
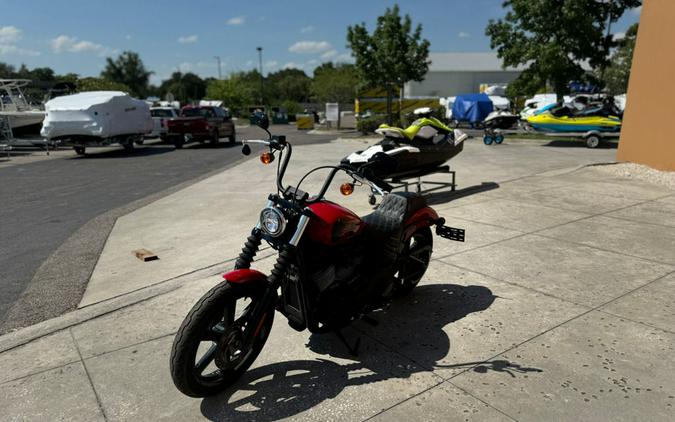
top-left (257, 46), bottom-right (264, 106)
top-left (214, 56), bottom-right (222, 79)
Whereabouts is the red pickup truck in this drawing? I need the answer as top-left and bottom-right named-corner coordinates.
top-left (166, 105), bottom-right (236, 148)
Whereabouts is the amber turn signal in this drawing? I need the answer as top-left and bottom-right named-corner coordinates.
top-left (260, 152), bottom-right (274, 165)
top-left (340, 182), bottom-right (354, 196)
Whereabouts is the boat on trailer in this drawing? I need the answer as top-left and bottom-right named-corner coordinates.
top-left (0, 79), bottom-right (46, 131)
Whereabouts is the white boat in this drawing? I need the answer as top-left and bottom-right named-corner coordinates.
top-left (41, 91), bottom-right (153, 154)
top-left (0, 79), bottom-right (46, 130)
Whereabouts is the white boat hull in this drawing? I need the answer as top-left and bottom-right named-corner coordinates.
top-left (0, 111), bottom-right (46, 129)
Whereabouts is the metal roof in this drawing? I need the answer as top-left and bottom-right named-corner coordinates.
top-left (428, 53), bottom-right (527, 72)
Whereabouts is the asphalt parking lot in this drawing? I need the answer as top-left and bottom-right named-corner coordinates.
top-left (0, 125), bottom-right (345, 332)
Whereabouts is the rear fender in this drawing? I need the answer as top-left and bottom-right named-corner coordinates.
top-left (403, 207), bottom-right (439, 239)
top-left (222, 268), bottom-right (268, 286)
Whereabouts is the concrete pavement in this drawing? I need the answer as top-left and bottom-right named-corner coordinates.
top-left (1, 136), bottom-right (674, 421)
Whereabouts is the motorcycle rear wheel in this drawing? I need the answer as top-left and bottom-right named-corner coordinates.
top-left (395, 227), bottom-right (433, 295)
top-left (170, 282), bottom-right (274, 397)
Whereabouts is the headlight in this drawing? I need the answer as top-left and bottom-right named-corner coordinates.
top-left (259, 207), bottom-right (286, 237)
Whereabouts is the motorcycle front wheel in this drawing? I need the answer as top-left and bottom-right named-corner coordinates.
top-left (170, 282), bottom-right (275, 397)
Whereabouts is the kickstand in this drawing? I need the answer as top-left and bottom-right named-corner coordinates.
top-left (335, 330), bottom-right (360, 357)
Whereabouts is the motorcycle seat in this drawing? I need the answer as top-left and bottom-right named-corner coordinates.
top-left (360, 192), bottom-right (428, 276)
top-left (362, 192), bottom-right (428, 235)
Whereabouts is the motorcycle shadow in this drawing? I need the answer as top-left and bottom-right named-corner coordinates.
top-left (200, 283), bottom-right (538, 421)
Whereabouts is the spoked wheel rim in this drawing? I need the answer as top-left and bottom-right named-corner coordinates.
top-left (398, 228), bottom-right (433, 289)
top-left (192, 293), bottom-right (260, 383)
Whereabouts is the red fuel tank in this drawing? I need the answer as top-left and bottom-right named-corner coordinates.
top-left (305, 201), bottom-right (365, 246)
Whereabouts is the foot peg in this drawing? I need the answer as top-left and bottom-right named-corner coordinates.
top-left (435, 219), bottom-right (465, 242)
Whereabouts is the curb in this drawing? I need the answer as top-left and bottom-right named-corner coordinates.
top-left (0, 246), bottom-right (276, 354)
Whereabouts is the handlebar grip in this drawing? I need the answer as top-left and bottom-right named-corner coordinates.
top-left (368, 175), bottom-right (393, 192)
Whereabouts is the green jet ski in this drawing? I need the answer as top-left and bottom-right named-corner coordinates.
top-left (342, 108), bottom-right (468, 179)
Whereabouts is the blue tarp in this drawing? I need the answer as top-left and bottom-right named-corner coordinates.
top-left (451, 93), bottom-right (494, 123)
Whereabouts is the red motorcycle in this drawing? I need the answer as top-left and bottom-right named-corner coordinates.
top-left (170, 115), bottom-right (465, 397)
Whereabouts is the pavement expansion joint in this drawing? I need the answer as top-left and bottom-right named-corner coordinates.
top-left (69, 328), bottom-right (109, 421)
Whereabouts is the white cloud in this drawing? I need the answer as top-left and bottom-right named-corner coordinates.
top-left (177, 35), bottom-right (198, 44)
top-left (227, 16), bottom-right (246, 26)
top-left (289, 40), bottom-right (332, 54)
top-left (333, 52), bottom-right (354, 63)
top-left (125, 34), bottom-right (132, 40)
top-left (458, 32), bottom-right (470, 38)
top-left (245, 60), bottom-right (254, 67)
top-left (300, 25), bottom-right (315, 34)
top-left (307, 59), bottom-right (318, 65)
top-left (0, 26), bottom-right (21, 44)
top-left (321, 49), bottom-right (337, 59)
top-left (265, 60), bottom-right (279, 68)
top-left (0, 44), bottom-right (40, 56)
top-left (613, 32), bottom-right (626, 41)
top-left (283, 61), bottom-right (305, 69)
top-left (0, 26), bottom-right (40, 56)
top-left (178, 62), bottom-right (193, 72)
top-left (632, 6), bottom-right (642, 16)
top-left (50, 35), bottom-right (114, 56)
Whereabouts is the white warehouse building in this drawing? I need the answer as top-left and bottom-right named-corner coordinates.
top-left (404, 52), bottom-right (525, 98)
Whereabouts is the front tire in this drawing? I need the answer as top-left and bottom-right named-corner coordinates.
top-left (395, 227), bottom-right (433, 296)
top-left (170, 281), bottom-right (274, 397)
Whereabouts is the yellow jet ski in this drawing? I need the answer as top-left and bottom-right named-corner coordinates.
top-left (527, 103), bottom-right (621, 133)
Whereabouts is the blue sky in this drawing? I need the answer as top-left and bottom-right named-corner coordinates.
top-left (0, 0), bottom-right (641, 84)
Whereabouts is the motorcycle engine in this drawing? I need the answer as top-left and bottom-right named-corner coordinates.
top-left (303, 242), bottom-right (367, 328)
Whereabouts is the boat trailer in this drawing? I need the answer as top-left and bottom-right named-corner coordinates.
top-left (368, 165), bottom-right (457, 205)
top-left (482, 127), bottom-right (621, 149)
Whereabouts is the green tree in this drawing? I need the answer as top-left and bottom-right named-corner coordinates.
top-left (205, 74), bottom-right (254, 115)
top-left (347, 4), bottom-right (430, 123)
top-left (76, 77), bottom-right (130, 92)
top-left (158, 72), bottom-right (207, 104)
top-left (0, 62), bottom-right (16, 78)
top-left (101, 51), bottom-right (152, 97)
top-left (486, 0), bottom-right (642, 100)
top-left (266, 68), bottom-right (311, 104)
top-left (601, 23), bottom-right (639, 94)
top-left (235, 69), bottom-right (264, 105)
top-left (310, 62), bottom-right (359, 103)
top-left (56, 73), bottom-right (79, 83)
top-left (15, 64), bottom-right (55, 82)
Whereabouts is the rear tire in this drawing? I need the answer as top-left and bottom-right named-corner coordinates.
top-left (395, 227), bottom-right (433, 296)
top-left (170, 282), bottom-right (274, 398)
top-left (585, 135), bottom-right (601, 149)
top-left (173, 136), bottom-right (185, 149)
top-left (228, 130), bottom-right (236, 143)
top-left (211, 130), bottom-right (220, 145)
top-left (74, 146), bottom-right (85, 155)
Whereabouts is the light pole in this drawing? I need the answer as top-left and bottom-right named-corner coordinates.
top-left (256, 46), bottom-right (264, 106)
top-left (214, 56), bottom-right (222, 79)
top-left (598, 0), bottom-right (614, 82)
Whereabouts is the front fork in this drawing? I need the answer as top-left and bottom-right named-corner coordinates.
top-left (234, 213), bottom-right (311, 341)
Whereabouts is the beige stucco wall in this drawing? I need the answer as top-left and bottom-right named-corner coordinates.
top-left (617, 0), bottom-right (675, 171)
